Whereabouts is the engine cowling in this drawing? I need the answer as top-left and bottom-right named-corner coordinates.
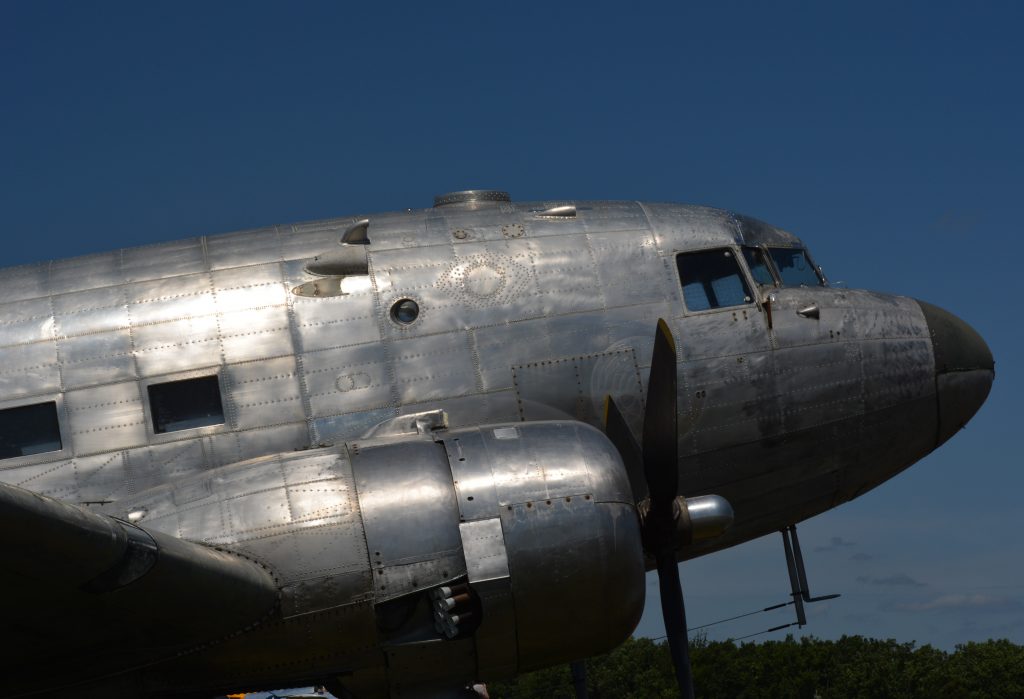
top-left (348, 420), bottom-right (646, 692)
top-left (106, 419), bottom-right (645, 697)
top-left (440, 421), bottom-right (646, 675)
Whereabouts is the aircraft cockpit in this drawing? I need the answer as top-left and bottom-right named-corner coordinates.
top-left (676, 244), bottom-right (826, 314)
top-left (743, 245), bottom-right (826, 289)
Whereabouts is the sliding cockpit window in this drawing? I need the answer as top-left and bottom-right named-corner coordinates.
top-left (742, 247), bottom-right (777, 286)
top-left (767, 247), bottom-right (825, 287)
top-left (0, 401), bottom-right (63, 459)
top-left (148, 375), bottom-right (225, 433)
top-left (676, 248), bottom-right (754, 311)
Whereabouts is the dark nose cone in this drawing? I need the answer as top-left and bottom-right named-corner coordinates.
top-left (916, 300), bottom-right (994, 446)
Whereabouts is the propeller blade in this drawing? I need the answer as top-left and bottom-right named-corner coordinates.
top-left (642, 319), bottom-right (679, 510)
top-left (641, 320), bottom-right (694, 697)
top-left (603, 395), bottom-right (647, 503)
top-left (656, 549), bottom-right (695, 699)
top-left (606, 319), bottom-right (695, 698)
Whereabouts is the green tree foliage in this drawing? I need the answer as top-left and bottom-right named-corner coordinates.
top-left (486, 636), bottom-right (1024, 698)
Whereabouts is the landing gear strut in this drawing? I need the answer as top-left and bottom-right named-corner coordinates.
top-left (780, 524), bottom-right (841, 628)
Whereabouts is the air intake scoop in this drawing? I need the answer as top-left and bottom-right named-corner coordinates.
top-left (433, 190), bottom-right (511, 208)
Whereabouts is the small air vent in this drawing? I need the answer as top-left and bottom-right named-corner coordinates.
top-left (536, 204), bottom-right (576, 219)
top-left (433, 190), bottom-right (511, 208)
top-left (304, 245), bottom-right (368, 276)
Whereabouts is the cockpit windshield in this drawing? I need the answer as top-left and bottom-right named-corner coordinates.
top-left (741, 247), bottom-right (775, 286)
top-left (767, 247), bottom-right (824, 287)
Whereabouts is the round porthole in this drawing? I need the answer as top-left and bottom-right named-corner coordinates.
top-left (390, 298), bottom-right (420, 325)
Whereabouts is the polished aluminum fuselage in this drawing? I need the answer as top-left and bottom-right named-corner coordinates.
top-left (0, 198), bottom-right (962, 695)
top-left (0, 200), bottom-right (933, 538)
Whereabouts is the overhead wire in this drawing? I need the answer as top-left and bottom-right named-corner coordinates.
top-left (687, 600), bottom-right (794, 632)
top-left (647, 599), bottom-right (799, 643)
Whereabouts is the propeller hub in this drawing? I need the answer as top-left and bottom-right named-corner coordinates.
top-left (640, 495), bottom-right (734, 553)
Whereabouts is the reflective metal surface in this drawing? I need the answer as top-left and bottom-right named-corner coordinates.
top-left (443, 422), bottom-right (645, 676)
top-left (683, 494), bottom-right (734, 542)
top-left (352, 438), bottom-right (464, 601)
top-left (0, 194), bottom-right (995, 697)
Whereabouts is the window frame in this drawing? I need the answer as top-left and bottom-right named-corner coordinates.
top-left (141, 369), bottom-right (229, 440)
top-left (764, 245), bottom-right (828, 288)
top-left (741, 245), bottom-right (780, 288)
top-left (674, 245), bottom-right (762, 315)
top-left (0, 394), bottom-right (69, 464)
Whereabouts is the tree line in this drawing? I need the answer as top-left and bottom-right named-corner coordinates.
top-left (486, 635), bottom-right (1024, 698)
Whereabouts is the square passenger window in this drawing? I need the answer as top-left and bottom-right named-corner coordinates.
top-left (676, 249), bottom-right (753, 311)
top-left (0, 401), bottom-right (62, 459)
top-left (148, 375), bottom-right (225, 434)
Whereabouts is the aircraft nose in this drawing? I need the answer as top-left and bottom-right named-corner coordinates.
top-left (916, 300), bottom-right (994, 446)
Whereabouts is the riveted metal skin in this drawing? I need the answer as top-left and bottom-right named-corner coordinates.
top-left (100, 447), bottom-right (380, 695)
top-left (351, 438), bottom-right (464, 602)
top-left (1, 478), bottom-right (280, 698)
top-left (443, 422), bottom-right (645, 678)
top-left (21, 421), bottom-right (639, 697)
top-left (0, 196), bottom-right (994, 697)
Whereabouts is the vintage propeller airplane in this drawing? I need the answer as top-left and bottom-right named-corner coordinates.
top-left (0, 191), bottom-right (993, 698)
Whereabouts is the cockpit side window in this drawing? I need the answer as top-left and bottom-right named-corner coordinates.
top-left (742, 247), bottom-right (776, 286)
top-left (676, 248), bottom-right (753, 311)
top-left (767, 247), bottom-right (824, 287)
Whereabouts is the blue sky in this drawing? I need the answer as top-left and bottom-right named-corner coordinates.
top-left (2, 1), bottom-right (1021, 654)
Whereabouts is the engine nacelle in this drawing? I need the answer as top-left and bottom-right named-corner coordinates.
top-left (107, 418), bottom-right (645, 697)
top-left (442, 421), bottom-right (645, 674)
top-left (350, 420), bottom-right (646, 693)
